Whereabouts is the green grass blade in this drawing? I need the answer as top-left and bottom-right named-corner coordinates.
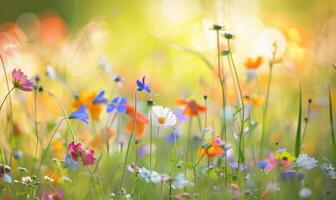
top-left (295, 86), bottom-right (302, 157)
top-left (329, 88), bottom-right (336, 164)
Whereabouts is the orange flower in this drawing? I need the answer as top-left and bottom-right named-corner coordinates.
top-left (243, 94), bottom-right (264, 106)
top-left (176, 99), bottom-right (206, 117)
top-left (52, 138), bottom-right (65, 159)
top-left (125, 104), bottom-right (148, 137)
top-left (45, 169), bottom-right (63, 184)
top-left (197, 137), bottom-right (225, 160)
top-left (73, 92), bottom-right (102, 121)
top-left (89, 127), bottom-right (114, 150)
top-left (244, 56), bottom-right (263, 70)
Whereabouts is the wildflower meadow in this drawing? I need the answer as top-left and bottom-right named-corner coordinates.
top-left (0, 0), bottom-right (335, 199)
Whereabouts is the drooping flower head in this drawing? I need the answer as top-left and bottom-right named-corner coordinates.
top-left (136, 76), bottom-right (152, 93)
top-left (125, 104), bottom-right (148, 137)
top-left (176, 99), bottom-right (206, 117)
top-left (244, 56), bottom-right (263, 70)
top-left (11, 68), bottom-right (34, 91)
top-left (92, 90), bottom-right (108, 104)
top-left (107, 97), bottom-right (127, 113)
top-left (68, 141), bottom-right (96, 166)
top-left (150, 105), bottom-right (177, 128)
top-left (68, 106), bottom-right (89, 123)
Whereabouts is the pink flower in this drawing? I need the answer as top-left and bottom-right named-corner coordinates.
top-left (82, 149), bottom-right (95, 166)
top-left (68, 141), bottom-right (84, 161)
top-left (41, 190), bottom-right (64, 200)
top-left (264, 153), bottom-right (277, 172)
top-left (12, 68), bottom-right (34, 91)
top-left (68, 141), bottom-right (96, 166)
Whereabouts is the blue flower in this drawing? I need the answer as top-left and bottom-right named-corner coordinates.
top-left (257, 161), bottom-right (268, 169)
top-left (3, 174), bottom-right (12, 183)
top-left (136, 76), bottom-right (151, 93)
top-left (93, 91), bottom-right (108, 104)
top-left (68, 106), bottom-right (89, 123)
top-left (63, 153), bottom-right (79, 170)
top-left (107, 97), bottom-right (127, 113)
top-left (165, 130), bottom-right (180, 144)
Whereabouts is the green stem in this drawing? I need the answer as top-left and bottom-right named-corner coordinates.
top-left (259, 44), bottom-right (277, 158)
top-left (0, 87), bottom-right (15, 111)
top-left (155, 127), bottom-right (160, 170)
top-left (227, 39), bottom-right (245, 167)
top-left (149, 110), bottom-right (153, 170)
top-left (185, 118), bottom-right (193, 175)
top-left (0, 54), bottom-right (13, 120)
top-left (329, 88), bottom-right (336, 165)
top-left (43, 89), bottom-right (77, 141)
top-left (32, 90), bottom-right (39, 175)
top-left (119, 90), bottom-right (138, 191)
top-left (215, 30), bottom-right (227, 141)
top-left (38, 117), bottom-right (66, 172)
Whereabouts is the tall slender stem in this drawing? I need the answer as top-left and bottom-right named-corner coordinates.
top-left (0, 54), bottom-right (13, 120)
top-left (38, 117), bottom-right (66, 172)
top-left (227, 39), bottom-right (245, 169)
top-left (185, 118), bottom-right (192, 175)
top-left (43, 89), bottom-right (77, 141)
top-left (0, 87), bottom-right (15, 111)
top-left (215, 30), bottom-right (227, 141)
top-left (149, 110), bottom-right (153, 170)
top-left (155, 127), bottom-right (160, 170)
top-left (119, 90), bottom-right (138, 191)
top-left (32, 90), bottom-right (39, 174)
top-left (259, 44), bottom-right (277, 158)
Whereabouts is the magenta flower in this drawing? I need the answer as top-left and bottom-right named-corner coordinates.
top-left (12, 68), bottom-right (34, 91)
top-left (68, 141), bottom-right (96, 166)
top-left (82, 149), bottom-right (95, 166)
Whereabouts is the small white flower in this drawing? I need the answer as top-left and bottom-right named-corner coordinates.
top-left (150, 171), bottom-right (161, 184)
top-left (150, 106), bottom-right (177, 128)
top-left (44, 176), bottom-right (54, 182)
top-left (296, 154), bottom-right (318, 169)
top-left (299, 187), bottom-right (312, 198)
top-left (172, 173), bottom-right (194, 189)
top-left (45, 65), bottom-right (57, 80)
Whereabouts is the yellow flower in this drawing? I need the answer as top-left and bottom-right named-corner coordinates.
top-left (275, 151), bottom-right (296, 161)
top-left (243, 94), bottom-right (264, 106)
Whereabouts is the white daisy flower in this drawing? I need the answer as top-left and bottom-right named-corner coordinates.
top-left (150, 105), bottom-right (177, 128)
top-left (295, 154), bottom-right (318, 169)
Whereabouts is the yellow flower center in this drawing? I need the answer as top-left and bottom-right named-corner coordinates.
top-left (158, 117), bottom-right (166, 124)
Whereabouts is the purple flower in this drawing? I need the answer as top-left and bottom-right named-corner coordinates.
top-left (93, 91), bottom-right (108, 104)
top-left (136, 76), bottom-right (151, 93)
top-left (165, 130), bottom-right (180, 144)
top-left (69, 106), bottom-right (89, 123)
top-left (230, 162), bottom-right (245, 171)
top-left (107, 97), bottom-right (127, 113)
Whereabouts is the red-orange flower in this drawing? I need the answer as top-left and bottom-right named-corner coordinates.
top-left (176, 99), bottom-right (206, 117)
top-left (244, 56), bottom-right (263, 70)
top-left (125, 104), bottom-right (148, 137)
top-left (197, 137), bottom-right (226, 160)
top-left (72, 92), bottom-right (102, 121)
